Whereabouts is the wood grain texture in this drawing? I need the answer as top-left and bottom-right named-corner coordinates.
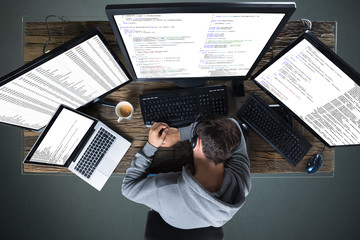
top-left (23, 20), bottom-right (336, 175)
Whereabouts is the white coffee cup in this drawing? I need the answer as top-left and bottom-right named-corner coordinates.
top-left (115, 101), bottom-right (134, 122)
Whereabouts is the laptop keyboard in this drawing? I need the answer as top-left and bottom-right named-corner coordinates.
top-left (74, 127), bottom-right (116, 178)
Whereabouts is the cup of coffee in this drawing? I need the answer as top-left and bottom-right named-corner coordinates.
top-left (115, 101), bottom-right (134, 122)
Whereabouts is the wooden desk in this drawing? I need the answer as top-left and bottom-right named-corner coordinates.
top-left (23, 20), bottom-right (336, 175)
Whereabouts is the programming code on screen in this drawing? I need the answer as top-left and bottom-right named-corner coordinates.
top-left (115, 13), bottom-right (284, 78)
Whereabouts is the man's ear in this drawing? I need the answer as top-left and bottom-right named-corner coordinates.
top-left (194, 137), bottom-right (202, 151)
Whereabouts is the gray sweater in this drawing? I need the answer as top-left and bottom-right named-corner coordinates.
top-left (122, 119), bottom-right (251, 229)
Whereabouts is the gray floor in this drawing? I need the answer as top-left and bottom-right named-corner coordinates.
top-left (1, 0), bottom-right (360, 239)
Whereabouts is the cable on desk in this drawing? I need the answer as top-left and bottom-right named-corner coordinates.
top-left (318, 144), bottom-right (326, 155)
top-left (43, 15), bottom-right (69, 54)
top-left (300, 18), bottom-right (312, 31)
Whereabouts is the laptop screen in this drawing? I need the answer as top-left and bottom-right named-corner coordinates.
top-left (26, 107), bottom-right (95, 166)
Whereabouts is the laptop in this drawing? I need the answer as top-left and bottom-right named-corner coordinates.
top-left (24, 105), bottom-right (131, 191)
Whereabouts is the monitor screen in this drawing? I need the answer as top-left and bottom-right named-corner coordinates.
top-left (106, 2), bottom-right (296, 84)
top-left (0, 28), bottom-right (131, 131)
top-left (26, 107), bottom-right (95, 166)
top-left (253, 32), bottom-right (360, 147)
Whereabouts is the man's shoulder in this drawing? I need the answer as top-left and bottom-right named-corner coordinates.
top-left (155, 171), bottom-right (183, 188)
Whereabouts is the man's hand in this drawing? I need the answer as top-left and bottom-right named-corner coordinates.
top-left (161, 127), bottom-right (180, 147)
top-left (148, 122), bottom-right (169, 148)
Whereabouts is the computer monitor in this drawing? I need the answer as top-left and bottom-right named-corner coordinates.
top-left (253, 31), bottom-right (360, 147)
top-left (105, 2), bottom-right (296, 87)
top-left (0, 28), bottom-right (132, 131)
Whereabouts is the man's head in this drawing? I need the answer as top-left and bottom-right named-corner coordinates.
top-left (194, 116), bottom-right (242, 165)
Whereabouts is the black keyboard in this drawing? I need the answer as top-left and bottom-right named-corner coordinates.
top-left (74, 127), bottom-right (116, 178)
top-left (140, 85), bottom-right (228, 127)
top-left (237, 94), bottom-right (312, 166)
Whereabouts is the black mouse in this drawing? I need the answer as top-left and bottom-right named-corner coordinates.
top-left (306, 154), bottom-right (323, 173)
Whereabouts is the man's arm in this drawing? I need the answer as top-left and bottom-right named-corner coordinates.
top-left (121, 123), bottom-right (169, 208)
top-left (160, 122), bottom-right (196, 147)
top-left (226, 119), bottom-right (252, 196)
top-left (161, 127), bottom-right (180, 147)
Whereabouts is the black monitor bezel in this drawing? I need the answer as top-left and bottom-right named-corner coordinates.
top-left (252, 31), bottom-right (360, 147)
top-left (0, 27), bottom-right (133, 131)
top-left (105, 2), bottom-right (296, 83)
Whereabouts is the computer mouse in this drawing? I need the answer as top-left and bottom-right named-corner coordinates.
top-left (306, 153), bottom-right (323, 173)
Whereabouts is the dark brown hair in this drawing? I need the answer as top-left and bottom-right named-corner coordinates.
top-left (195, 116), bottom-right (242, 165)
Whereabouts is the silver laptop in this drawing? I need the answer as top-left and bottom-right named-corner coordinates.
top-left (24, 105), bottom-right (131, 191)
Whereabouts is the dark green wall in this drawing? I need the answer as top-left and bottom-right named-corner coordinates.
top-left (1, 0), bottom-right (359, 239)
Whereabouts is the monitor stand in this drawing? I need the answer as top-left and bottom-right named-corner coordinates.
top-left (77, 99), bottom-right (117, 116)
top-left (95, 99), bottom-right (116, 108)
top-left (173, 79), bottom-right (206, 88)
top-left (232, 80), bottom-right (245, 97)
top-left (173, 79), bottom-right (246, 98)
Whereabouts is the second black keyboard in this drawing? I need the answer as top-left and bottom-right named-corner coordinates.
top-left (140, 85), bottom-right (228, 127)
top-left (237, 94), bottom-right (312, 166)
